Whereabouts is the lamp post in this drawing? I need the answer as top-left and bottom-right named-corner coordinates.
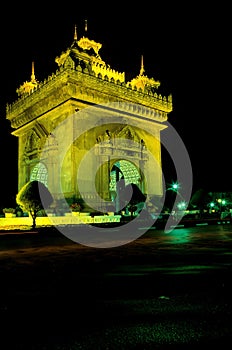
top-left (170, 182), bottom-right (179, 192)
top-left (167, 182), bottom-right (185, 201)
top-left (218, 197), bottom-right (226, 219)
top-left (209, 202), bottom-right (215, 214)
top-left (166, 182), bottom-right (186, 214)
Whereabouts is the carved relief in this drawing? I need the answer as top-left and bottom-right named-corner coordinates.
top-left (95, 126), bottom-right (147, 160)
top-left (25, 131), bottom-right (41, 156)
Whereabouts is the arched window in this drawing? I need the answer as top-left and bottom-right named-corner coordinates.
top-left (30, 163), bottom-right (48, 187)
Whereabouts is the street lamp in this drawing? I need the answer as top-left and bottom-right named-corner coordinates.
top-left (165, 182), bottom-right (185, 214)
top-left (177, 201), bottom-right (187, 210)
top-left (218, 198), bottom-right (226, 215)
top-left (170, 182), bottom-right (179, 192)
top-left (209, 202), bottom-right (215, 213)
top-left (167, 182), bottom-right (185, 200)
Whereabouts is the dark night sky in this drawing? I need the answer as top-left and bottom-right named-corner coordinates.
top-left (0, 3), bottom-right (231, 206)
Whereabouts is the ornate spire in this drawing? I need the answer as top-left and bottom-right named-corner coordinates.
top-left (85, 19), bottom-right (88, 32)
top-left (127, 56), bottom-right (160, 92)
top-left (16, 62), bottom-right (39, 96)
top-left (31, 61), bottom-right (37, 83)
top-left (74, 24), bottom-right (78, 41)
top-left (139, 55), bottom-right (145, 76)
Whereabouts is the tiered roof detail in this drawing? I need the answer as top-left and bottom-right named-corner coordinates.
top-left (55, 24), bottom-right (125, 84)
top-left (8, 23), bottom-right (172, 125)
top-left (16, 24), bottom-right (163, 96)
top-left (78, 36), bottom-right (102, 55)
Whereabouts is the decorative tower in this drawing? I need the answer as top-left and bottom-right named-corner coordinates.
top-left (5, 23), bottom-right (172, 213)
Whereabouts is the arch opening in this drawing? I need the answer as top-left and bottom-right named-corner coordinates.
top-left (109, 160), bottom-right (145, 214)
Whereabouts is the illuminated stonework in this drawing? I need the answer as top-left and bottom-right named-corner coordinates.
top-left (127, 55), bottom-right (160, 92)
top-left (6, 25), bottom-right (172, 212)
top-left (16, 62), bottom-right (38, 97)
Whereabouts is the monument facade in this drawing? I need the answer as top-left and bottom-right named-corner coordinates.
top-left (6, 24), bottom-right (172, 213)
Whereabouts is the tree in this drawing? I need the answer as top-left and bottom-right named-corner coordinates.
top-left (16, 180), bottom-right (54, 229)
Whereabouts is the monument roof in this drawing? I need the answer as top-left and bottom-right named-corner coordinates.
top-left (11, 22), bottom-right (171, 115)
top-left (55, 24), bottom-right (107, 69)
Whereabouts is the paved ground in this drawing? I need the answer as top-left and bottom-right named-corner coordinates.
top-left (0, 224), bottom-right (232, 349)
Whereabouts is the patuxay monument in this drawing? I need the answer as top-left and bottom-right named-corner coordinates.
top-left (5, 22), bottom-right (172, 215)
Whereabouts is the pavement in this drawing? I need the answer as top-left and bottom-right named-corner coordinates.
top-left (0, 225), bottom-right (232, 349)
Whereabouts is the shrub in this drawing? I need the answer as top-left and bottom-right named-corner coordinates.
top-left (3, 208), bottom-right (15, 214)
top-left (16, 180), bottom-right (53, 229)
top-left (70, 203), bottom-right (82, 212)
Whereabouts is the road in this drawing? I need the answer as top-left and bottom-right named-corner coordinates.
top-left (0, 224), bottom-right (232, 349)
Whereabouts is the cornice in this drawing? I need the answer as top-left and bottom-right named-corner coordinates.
top-left (6, 66), bottom-right (172, 130)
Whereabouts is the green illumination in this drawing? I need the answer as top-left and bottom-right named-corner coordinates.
top-left (172, 183), bottom-right (179, 191)
top-left (177, 201), bottom-right (186, 210)
top-left (218, 198), bottom-right (226, 206)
